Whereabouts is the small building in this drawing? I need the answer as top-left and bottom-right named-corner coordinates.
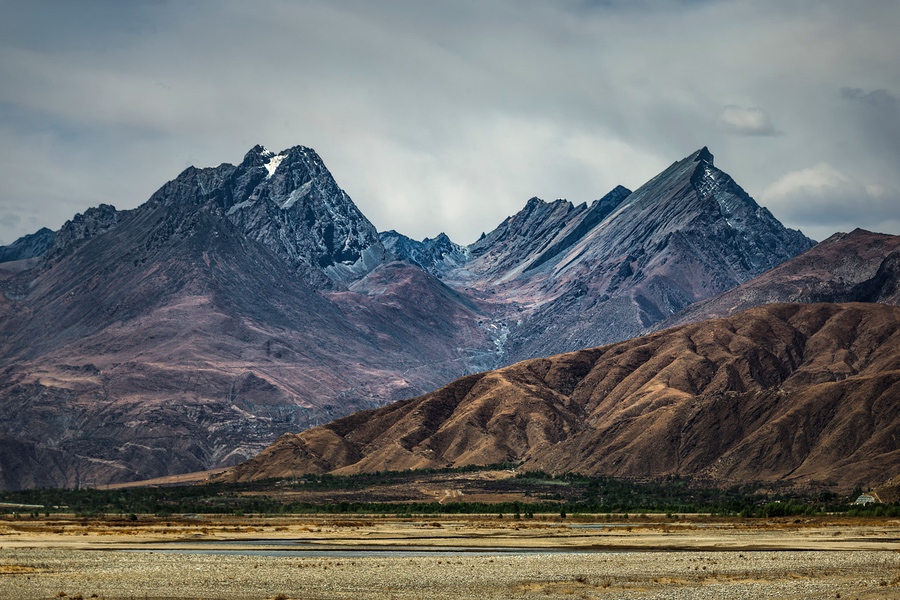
top-left (853, 494), bottom-right (876, 505)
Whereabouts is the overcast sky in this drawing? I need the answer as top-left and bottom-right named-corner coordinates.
top-left (1, 0), bottom-right (898, 246)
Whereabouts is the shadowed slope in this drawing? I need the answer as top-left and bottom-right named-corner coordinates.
top-left (659, 229), bottom-right (900, 329)
top-left (0, 228), bottom-right (55, 264)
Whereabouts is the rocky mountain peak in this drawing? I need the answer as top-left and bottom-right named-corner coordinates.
top-left (693, 146), bottom-right (714, 165)
top-left (380, 230), bottom-right (467, 277)
top-left (590, 185), bottom-right (632, 214)
top-left (144, 145), bottom-right (385, 287)
top-left (0, 227), bottom-right (55, 264)
top-left (45, 204), bottom-right (122, 261)
top-left (458, 185), bottom-right (631, 285)
top-left (239, 145), bottom-right (332, 187)
top-left (523, 196), bottom-right (546, 210)
top-left (472, 147), bottom-right (816, 360)
top-left (241, 144), bottom-right (272, 168)
top-left (235, 145), bottom-right (384, 284)
top-left (470, 197), bottom-right (579, 257)
top-left (611, 147), bottom-right (810, 260)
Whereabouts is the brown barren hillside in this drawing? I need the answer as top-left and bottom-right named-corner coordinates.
top-left (224, 302), bottom-right (900, 492)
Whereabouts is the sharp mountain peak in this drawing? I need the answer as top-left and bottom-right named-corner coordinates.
top-left (693, 145), bottom-right (714, 164)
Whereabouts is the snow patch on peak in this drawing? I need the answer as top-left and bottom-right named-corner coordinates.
top-left (282, 181), bottom-right (313, 209)
top-left (226, 200), bottom-right (254, 216)
top-left (264, 153), bottom-right (286, 178)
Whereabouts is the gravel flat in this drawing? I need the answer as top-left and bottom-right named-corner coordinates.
top-left (1, 516), bottom-right (899, 599)
top-left (2, 547), bottom-right (899, 599)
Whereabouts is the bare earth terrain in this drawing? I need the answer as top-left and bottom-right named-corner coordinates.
top-left (0, 515), bottom-right (898, 599)
top-left (226, 302), bottom-right (900, 496)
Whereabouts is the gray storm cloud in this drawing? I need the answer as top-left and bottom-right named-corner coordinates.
top-left (840, 88), bottom-right (900, 165)
top-left (0, 0), bottom-right (898, 247)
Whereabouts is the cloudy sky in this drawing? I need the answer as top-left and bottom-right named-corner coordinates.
top-left (1, 0), bottom-right (898, 246)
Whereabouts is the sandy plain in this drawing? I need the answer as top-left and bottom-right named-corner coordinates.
top-left (0, 515), bottom-right (898, 599)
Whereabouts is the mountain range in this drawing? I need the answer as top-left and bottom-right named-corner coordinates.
top-left (439, 148), bottom-right (813, 359)
top-left (2, 142), bottom-right (896, 491)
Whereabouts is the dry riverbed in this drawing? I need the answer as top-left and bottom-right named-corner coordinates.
top-left (0, 515), bottom-right (898, 599)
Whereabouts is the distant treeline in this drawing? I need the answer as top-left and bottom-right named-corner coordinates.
top-left (0, 467), bottom-right (894, 518)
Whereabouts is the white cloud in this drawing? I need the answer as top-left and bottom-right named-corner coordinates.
top-left (718, 105), bottom-right (780, 136)
top-left (339, 116), bottom-right (663, 244)
top-left (763, 164), bottom-right (856, 206)
top-left (761, 163), bottom-right (900, 240)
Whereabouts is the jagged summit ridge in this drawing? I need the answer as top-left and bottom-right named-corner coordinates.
top-left (0, 228), bottom-right (55, 264)
top-left (380, 230), bottom-right (469, 277)
top-left (463, 147), bottom-right (815, 360)
top-left (147, 144), bottom-right (385, 286)
top-left (46, 204), bottom-right (123, 262)
top-left (455, 186), bottom-right (633, 286)
top-left (33, 144), bottom-right (388, 285)
top-left (694, 146), bottom-right (714, 164)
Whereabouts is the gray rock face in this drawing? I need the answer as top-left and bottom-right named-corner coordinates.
top-left (148, 145), bottom-right (385, 287)
top-left (379, 230), bottom-right (468, 277)
top-left (455, 185), bottom-right (632, 285)
top-left (0, 228), bottom-right (55, 263)
top-left (46, 204), bottom-right (122, 261)
top-left (444, 148), bottom-right (815, 361)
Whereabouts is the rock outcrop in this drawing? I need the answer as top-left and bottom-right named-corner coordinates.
top-left (380, 230), bottom-right (468, 278)
top-left (46, 204), bottom-right (123, 261)
top-left (0, 228), bottom-right (55, 264)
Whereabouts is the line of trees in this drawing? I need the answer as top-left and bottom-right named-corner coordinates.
top-left (0, 468), bottom-right (892, 518)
